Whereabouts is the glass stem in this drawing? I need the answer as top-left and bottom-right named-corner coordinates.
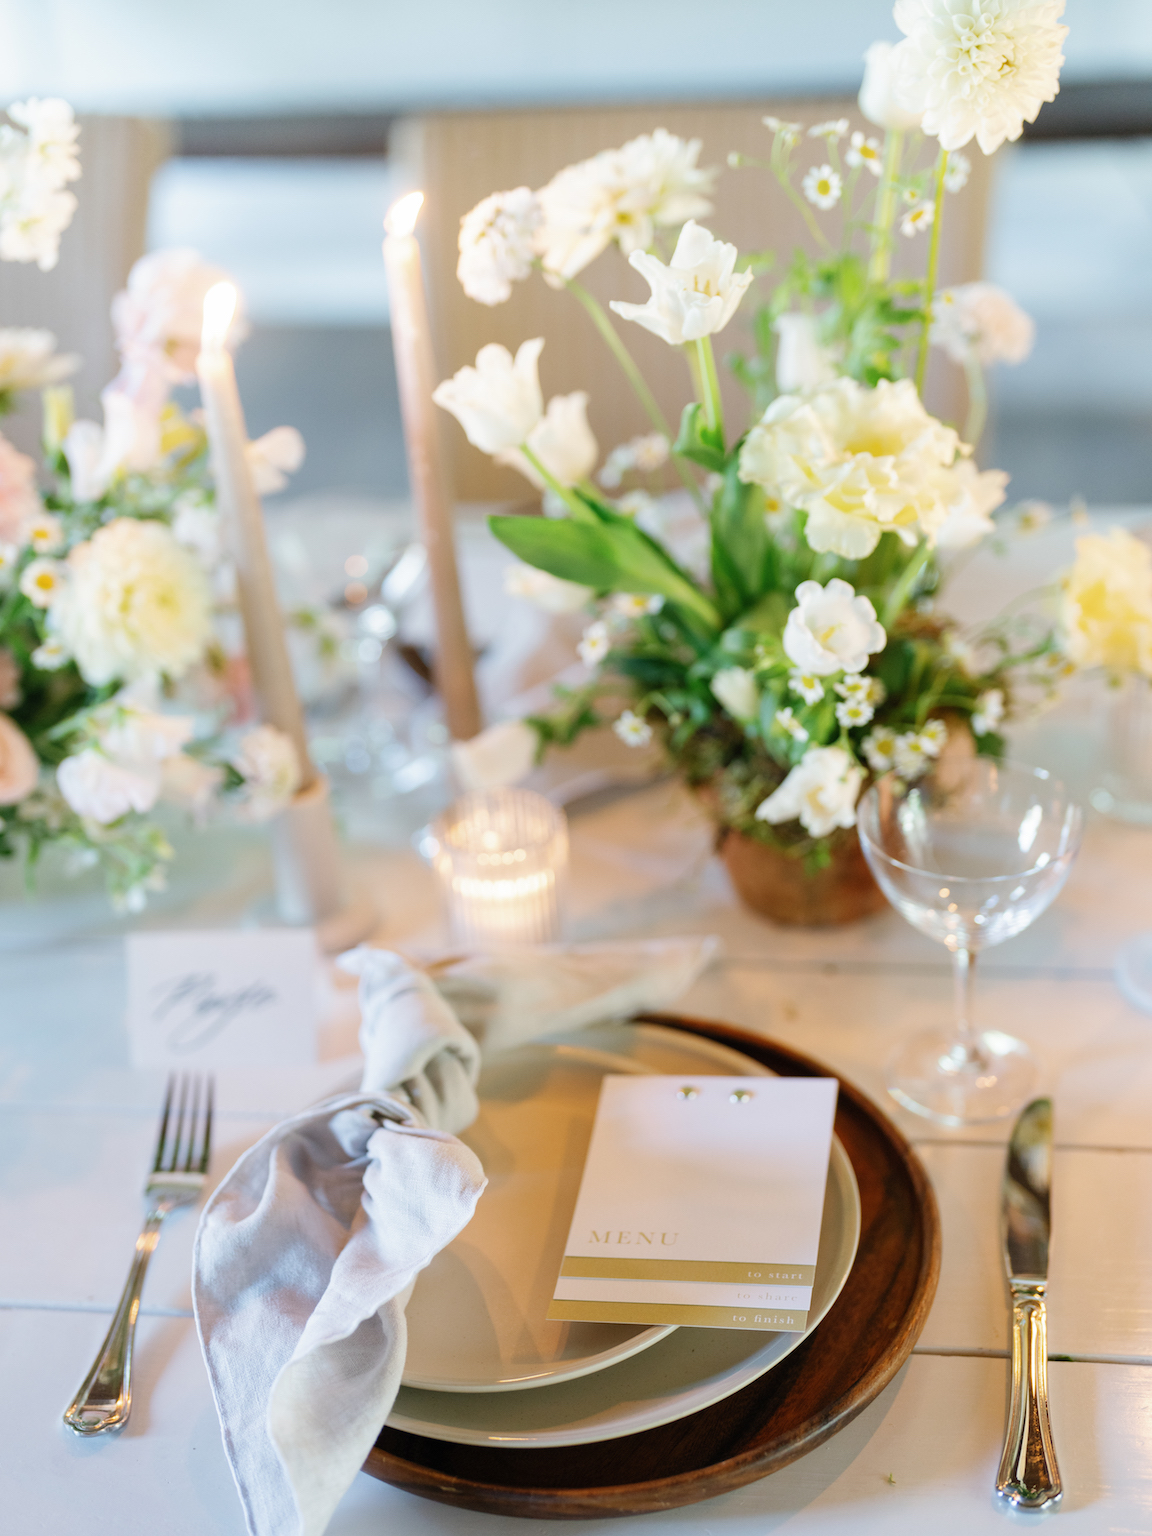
top-left (951, 947), bottom-right (986, 1067)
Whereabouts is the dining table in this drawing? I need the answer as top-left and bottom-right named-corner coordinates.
top-left (4, 506), bottom-right (1152, 1535)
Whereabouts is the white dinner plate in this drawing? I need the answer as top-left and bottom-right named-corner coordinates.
top-left (402, 1023), bottom-right (771, 1392)
top-left (394, 1022), bottom-right (861, 1442)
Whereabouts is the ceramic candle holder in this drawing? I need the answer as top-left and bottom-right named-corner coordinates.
top-left (432, 787), bottom-right (567, 949)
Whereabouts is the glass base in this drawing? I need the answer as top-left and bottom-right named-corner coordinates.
top-left (887, 1028), bottom-right (1038, 1126)
top-left (1115, 932), bottom-right (1152, 1015)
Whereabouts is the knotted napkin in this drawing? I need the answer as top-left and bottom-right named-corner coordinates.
top-left (192, 949), bottom-right (486, 1536)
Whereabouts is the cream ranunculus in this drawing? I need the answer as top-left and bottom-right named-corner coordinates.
top-left (710, 666), bottom-right (760, 722)
top-left (931, 282), bottom-right (1035, 366)
top-left (859, 40), bottom-right (924, 130)
top-left (231, 725), bottom-right (301, 822)
top-left (738, 377), bottom-right (965, 558)
top-left (0, 328), bottom-right (77, 395)
top-left (755, 745), bottom-right (864, 838)
top-left (773, 313), bottom-right (838, 393)
top-left (934, 458), bottom-right (1009, 549)
top-left (892, 0), bottom-right (1069, 155)
top-left (783, 578), bottom-right (887, 676)
top-left (246, 425), bottom-right (305, 495)
top-left (52, 517), bottom-right (213, 686)
top-left (433, 338), bottom-right (544, 455)
top-left (56, 748), bottom-right (161, 824)
top-left (610, 221), bottom-right (753, 347)
top-left (457, 187), bottom-right (541, 305)
top-left (0, 712), bottom-right (38, 805)
top-left (536, 130), bottom-right (716, 282)
top-left (1060, 528), bottom-right (1152, 675)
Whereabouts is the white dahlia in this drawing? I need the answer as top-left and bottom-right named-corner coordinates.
top-left (536, 129), bottom-right (716, 282)
top-left (457, 187), bottom-right (541, 305)
top-left (892, 0), bottom-right (1069, 155)
top-left (52, 517), bottom-right (213, 685)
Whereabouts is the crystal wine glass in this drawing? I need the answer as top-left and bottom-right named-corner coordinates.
top-left (857, 757), bottom-right (1083, 1125)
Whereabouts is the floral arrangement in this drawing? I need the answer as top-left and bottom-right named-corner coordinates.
top-left (0, 110), bottom-right (312, 909)
top-left (434, 0), bottom-right (1102, 881)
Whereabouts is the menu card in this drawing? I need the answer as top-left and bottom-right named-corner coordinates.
top-left (548, 1075), bottom-right (838, 1331)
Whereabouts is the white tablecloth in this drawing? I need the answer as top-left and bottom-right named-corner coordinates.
top-left (4, 510), bottom-right (1152, 1534)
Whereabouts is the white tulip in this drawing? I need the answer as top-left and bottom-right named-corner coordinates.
top-left (783, 579), bottom-right (887, 677)
top-left (503, 563), bottom-right (593, 613)
top-left (892, 0), bottom-right (1068, 155)
top-left (755, 745), bottom-right (863, 838)
top-left (497, 391), bottom-right (598, 489)
top-left (610, 221), bottom-right (753, 347)
top-left (246, 426), bottom-right (305, 495)
top-left (773, 314), bottom-right (837, 393)
top-left (450, 719), bottom-right (538, 791)
top-left (710, 666), bottom-right (760, 722)
top-left (433, 338), bottom-right (544, 455)
top-left (859, 41), bottom-right (923, 131)
top-left (57, 747), bottom-right (160, 825)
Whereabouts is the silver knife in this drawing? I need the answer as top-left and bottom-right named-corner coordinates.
top-left (996, 1096), bottom-right (1062, 1511)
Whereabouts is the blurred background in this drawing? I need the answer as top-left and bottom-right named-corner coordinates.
top-left (0, 0), bottom-right (1147, 505)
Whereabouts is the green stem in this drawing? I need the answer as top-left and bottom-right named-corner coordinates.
top-left (881, 541), bottom-right (933, 629)
top-left (963, 351), bottom-right (988, 447)
top-left (777, 173), bottom-right (832, 250)
top-left (914, 149), bottom-right (950, 396)
top-left (563, 276), bottom-right (706, 511)
top-left (564, 278), bottom-right (671, 437)
top-left (520, 444), bottom-right (593, 522)
top-left (694, 336), bottom-right (725, 444)
top-left (867, 130), bottom-right (905, 284)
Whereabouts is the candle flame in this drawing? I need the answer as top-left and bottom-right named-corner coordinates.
top-left (385, 190), bottom-right (424, 239)
top-left (201, 282), bottom-right (237, 355)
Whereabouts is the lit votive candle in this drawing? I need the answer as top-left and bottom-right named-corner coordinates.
top-left (432, 788), bottom-right (567, 949)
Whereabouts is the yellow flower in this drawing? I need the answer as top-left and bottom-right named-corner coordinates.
top-left (1061, 528), bottom-right (1152, 675)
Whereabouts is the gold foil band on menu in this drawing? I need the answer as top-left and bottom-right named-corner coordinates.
top-left (559, 1257), bottom-right (817, 1285)
top-left (546, 1300), bottom-right (809, 1330)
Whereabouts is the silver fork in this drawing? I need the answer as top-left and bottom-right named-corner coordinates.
top-left (63, 1074), bottom-right (214, 1436)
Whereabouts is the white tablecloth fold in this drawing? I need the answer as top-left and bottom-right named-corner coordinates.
top-left (192, 950), bottom-right (486, 1536)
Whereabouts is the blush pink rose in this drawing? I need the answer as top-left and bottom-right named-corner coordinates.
top-left (0, 712), bottom-right (38, 805)
top-left (0, 431), bottom-right (41, 542)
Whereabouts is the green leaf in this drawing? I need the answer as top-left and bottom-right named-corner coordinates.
top-left (673, 402), bottom-right (726, 473)
top-left (489, 513), bottom-right (721, 633)
top-left (710, 459), bottom-right (771, 619)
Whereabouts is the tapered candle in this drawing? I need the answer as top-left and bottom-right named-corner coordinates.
top-left (196, 283), bottom-right (315, 789)
top-left (383, 191), bottom-right (481, 741)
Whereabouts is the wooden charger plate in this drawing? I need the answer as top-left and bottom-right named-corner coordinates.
top-left (364, 1012), bottom-right (941, 1520)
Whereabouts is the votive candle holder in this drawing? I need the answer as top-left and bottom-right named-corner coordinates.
top-left (432, 787), bottom-right (567, 948)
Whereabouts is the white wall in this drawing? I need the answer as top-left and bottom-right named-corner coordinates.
top-left (0, 0), bottom-right (1145, 116)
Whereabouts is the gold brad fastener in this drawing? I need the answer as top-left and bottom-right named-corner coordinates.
top-left (676, 1086), bottom-right (699, 1100)
top-left (730, 1089), bottom-right (755, 1104)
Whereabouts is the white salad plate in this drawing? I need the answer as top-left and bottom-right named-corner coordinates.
top-left (395, 1020), bottom-right (861, 1441)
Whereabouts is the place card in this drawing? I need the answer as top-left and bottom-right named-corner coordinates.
top-left (548, 1075), bottom-right (838, 1331)
top-left (126, 929), bottom-right (319, 1070)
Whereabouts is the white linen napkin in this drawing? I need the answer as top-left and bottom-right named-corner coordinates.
top-left (192, 950), bottom-right (486, 1536)
top-left (431, 935), bottom-right (720, 1053)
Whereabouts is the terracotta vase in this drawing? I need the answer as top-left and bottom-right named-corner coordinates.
top-left (716, 824), bottom-right (886, 927)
